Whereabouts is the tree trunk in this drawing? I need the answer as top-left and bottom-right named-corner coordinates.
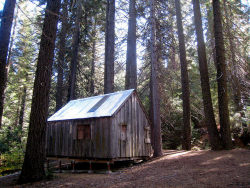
top-left (125, 0), bottom-right (137, 90)
top-left (174, 0), bottom-right (191, 150)
top-left (212, 0), bottom-right (232, 149)
top-left (56, 0), bottom-right (68, 111)
top-left (67, 2), bottom-right (81, 101)
top-left (104, 0), bottom-right (115, 94)
top-left (192, 0), bottom-right (222, 150)
top-left (223, 0), bottom-right (243, 112)
top-left (90, 18), bottom-right (97, 95)
top-left (149, 0), bottom-right (162, 157)
top-left (18, 0), bottom-right (61, 183)
top-left (15, 98), bottom-right (21, 127)
top-left (206, 4), bottom-right (216, 65)
top-left (18, 85), bottom-right (27, 141)
top-left (0, 0), bottom-right (16, 128)
top-left (6, 5), bottom-right (18, 80)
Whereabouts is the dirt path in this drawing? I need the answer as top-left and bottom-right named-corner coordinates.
top-left (1, 149), bottom-right (250, 188)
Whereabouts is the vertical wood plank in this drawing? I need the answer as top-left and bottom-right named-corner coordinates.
top-left (127, 98), bottom-right (132, 157)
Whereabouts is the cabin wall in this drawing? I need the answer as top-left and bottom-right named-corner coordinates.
top-left (46, 93), bottom-right (151, 159)
top-left (46, 118), bottom-right (112, 159)
top-left (111, 93), bottom-right (151, 158)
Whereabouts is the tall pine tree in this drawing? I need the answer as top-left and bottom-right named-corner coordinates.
top-left (18, 0), bottom-right (61, 183)
top-left (212, 0), bottom-right (232, 149)
top-left (0, 0), bottom-right (16, 128)
top-left (149, 0), bottom-right (163, 157)
top-left (125, 0), bottom-right (137, 90)
top-left (174, 0), bottom-right (191, 150)
top-left (104, 0), bottom-right (115, 94)
top-left (192, 0), bottom-right (222, 150)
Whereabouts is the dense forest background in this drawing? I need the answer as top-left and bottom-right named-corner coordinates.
top-left (0, 0), bottom-right (249, 182)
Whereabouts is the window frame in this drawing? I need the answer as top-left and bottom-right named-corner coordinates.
top-left (77, 124), bottom-right (91, 141)
top-left (121, 124), bottom-right (127, 141)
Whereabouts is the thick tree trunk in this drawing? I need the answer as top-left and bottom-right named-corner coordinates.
top-left (55, 0), bottom-right (68, 111)
top-left (0, 0), bottom-right (16, 128)
top-left (192, 0), bottom-right (222, 150)
top-left (125, 0), bottom-right (137, 90)
top-left (212, 0), bottom-right (232, 149)
top-left (174, 0), bottom-right (191, 150)
top-left (104, 0), bottom-right (115, 94)
top-left (67, 2), bottom-right (81, 101)
top-left (149, 0), bottom-right (162, 157)
top-left (18, 0), bottom-right (61, 183)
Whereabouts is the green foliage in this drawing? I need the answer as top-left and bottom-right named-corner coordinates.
top-left (45, 169), bottom-right (55, 180)
top-left (161, 99), bottom-right (183, 150)
top-left (0, 125), bottom-right (23, 153)
top-left (0, 145), bottom-right (24, 176)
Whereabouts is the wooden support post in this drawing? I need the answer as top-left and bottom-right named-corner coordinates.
top-left (88, 161), bottom-right (93, 173)
top-left (59, 160), bottom-right (62, 173)
top-left (72, 160), bottom-right (75, 173)
top-left (106, 162), bottom-right (112, 174)
top-left (47, 160), bottom-right (50, 171)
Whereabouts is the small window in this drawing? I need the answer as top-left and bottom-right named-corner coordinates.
top-left (121, 124), bottom-right (127, 141)
top-left (77, 124), bottom-right (91, 140)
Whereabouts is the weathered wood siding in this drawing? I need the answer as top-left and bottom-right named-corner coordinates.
top-left (46, 118), bottom-right (112, 159)
top-left (46, 92), bottom-right (151, 159)
top-left (110, 93), bottom-right (151, 158)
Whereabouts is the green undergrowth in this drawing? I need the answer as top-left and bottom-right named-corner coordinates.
top-left (0, 146), bottom-right (24, 177)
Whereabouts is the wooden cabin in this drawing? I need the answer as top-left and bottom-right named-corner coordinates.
top-left (46, 89), bottom-right (152, 163)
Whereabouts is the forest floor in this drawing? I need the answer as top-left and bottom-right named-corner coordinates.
top-left (0, 148), bottom-right (249, 188)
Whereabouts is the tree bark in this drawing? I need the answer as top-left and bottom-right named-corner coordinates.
top-left (18, 85), bottom-right (27, 141)
top-left (67, 1), bottom-right (81, 101)
top-left (18, 0), bottom-right (61, 183)
top-left (104, 0), bottom-right (115, 94)
top-left (6, 5), bottom-right (18, 80)
top-left (149, 0), bottom-right (163, 157)
top-left (125, 0), bottom-right (137, 90)
top-left (223, 0), bottom-right (243, 112)
top-left (55, 0), bottom-right (68, 111)
top-left (206, 4), bottom-right (216, 65)
top-left (0, 0), bottom-right (16, 128)
top-left (174, 0), bottom-right (191, 150)
top-left (90, 19), bottom-right (97, 96)
top-left (212, 0), bottom-right (232, 149)
top-left (192, 0), bottom-right (222, 150)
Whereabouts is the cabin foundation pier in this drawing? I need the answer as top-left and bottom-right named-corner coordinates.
top-left (59, 160), bottom-right (62, 173)
top-left (88, 161), bottom-right (93, 173)
top-left (106, 162), bottom-right (112, 174)
top-left (47, 160), bottom-right (50, 171)
top-left (71, 160), bottom-right (75, 173)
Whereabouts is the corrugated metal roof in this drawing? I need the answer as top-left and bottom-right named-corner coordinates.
top-left (48, 89), bottom-right (134, 121)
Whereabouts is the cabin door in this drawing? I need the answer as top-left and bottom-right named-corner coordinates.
top-left (120, 124), bottom-right (128, 157)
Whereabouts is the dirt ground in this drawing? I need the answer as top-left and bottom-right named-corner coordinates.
top-left (1, 149), bottom-right (249, 188)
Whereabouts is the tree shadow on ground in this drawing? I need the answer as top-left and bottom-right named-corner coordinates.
top-left (0, 149), bottom-right (249, 188)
